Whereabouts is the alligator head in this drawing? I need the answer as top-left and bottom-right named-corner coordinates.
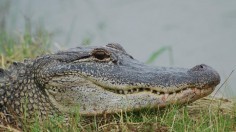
top-left (32, 43), bottom-right (220, 115)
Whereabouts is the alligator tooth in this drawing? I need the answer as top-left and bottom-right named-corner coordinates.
top-left (116, 90), bottom-right (120, 94)
top-left (170, 92), bottom-right (176, 97)
top-left (119, 90), bottom-right (121, 94)
top-left (127, 89), bottom-right (132, 94)
top-left (119, 90), bottom-right (123, 94)
top-left (124, 90), bottom-right (128, 94)
top-left (130, 89), bottom-right (133, 93)
top-left (165, 93), bottom-right (169, 98)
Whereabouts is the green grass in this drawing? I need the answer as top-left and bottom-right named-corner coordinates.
top-left (0, 31), bottom-right (235, 132)
top-left (14, 97), bottom-right (234, 132)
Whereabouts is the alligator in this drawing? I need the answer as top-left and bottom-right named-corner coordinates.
top-left (0, 43), bottom-right (220, 127)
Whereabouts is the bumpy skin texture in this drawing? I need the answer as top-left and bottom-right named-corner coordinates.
top-left (0, 43), bottom-right (220, 126)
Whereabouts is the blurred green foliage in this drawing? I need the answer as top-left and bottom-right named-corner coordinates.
top-left (0, 26), bottom-right (51, 68)
top-left (146, 46), bottom-right (174, 65)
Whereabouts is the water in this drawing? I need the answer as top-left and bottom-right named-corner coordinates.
top-left (3, 0), bottom-right (236, 97)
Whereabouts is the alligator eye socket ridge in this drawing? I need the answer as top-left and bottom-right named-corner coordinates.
top-left (92, 49), bottom-right (110, 61)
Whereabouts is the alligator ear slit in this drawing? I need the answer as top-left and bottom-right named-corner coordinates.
top-left (78, 55), bottom-right (91, 60)
top-left (106, 43), bottom-right (126, 52)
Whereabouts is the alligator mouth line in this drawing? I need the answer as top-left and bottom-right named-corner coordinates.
top-left (49, 74), bottom-right (215, 97)
top-left (104, 86), bottom-right (215, 96)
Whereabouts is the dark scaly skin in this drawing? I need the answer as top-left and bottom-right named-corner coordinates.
top-left (0, 43), bottom-right (220, 127)
top-left (0, 60), bottom-right (59, 127)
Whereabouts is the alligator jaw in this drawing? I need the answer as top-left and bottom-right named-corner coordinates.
top-left (46, 70), bottom-right (219, 116)
top-left (45, 71), bottom-right (218, 116)
top-left (75, 84), bottom-right (216, 116)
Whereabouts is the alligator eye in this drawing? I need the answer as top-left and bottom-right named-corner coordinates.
top-left (92, 49), bottom-right (110, 60)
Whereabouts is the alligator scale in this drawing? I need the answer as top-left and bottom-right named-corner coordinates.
top-left (0, 43), bottom-right (220, 126)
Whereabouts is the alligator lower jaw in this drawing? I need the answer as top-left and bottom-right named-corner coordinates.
top-left (159, 86), bottom-right (215, 105)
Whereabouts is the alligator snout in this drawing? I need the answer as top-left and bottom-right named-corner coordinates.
top-left (188, 64), bottom-right (221, 87)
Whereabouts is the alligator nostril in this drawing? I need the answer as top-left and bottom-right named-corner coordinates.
top-left (199, 65), bottom-right (204, 68)
top-left (190, 64), bottom-right (208, 72)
